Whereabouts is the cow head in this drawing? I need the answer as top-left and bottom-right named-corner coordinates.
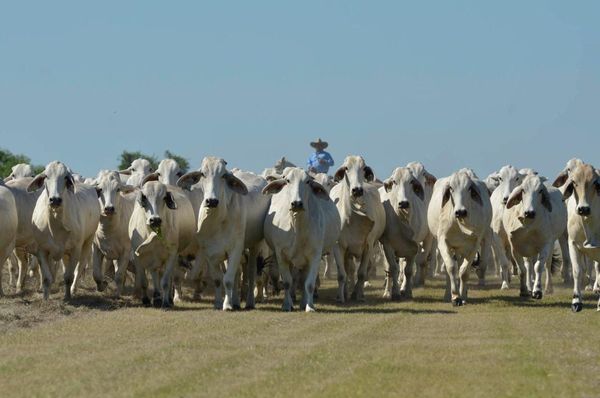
top-left (136, 181), bottom-right (177, 231)
top-left (119, 158), bottom-right (153, 176)
top-left (177, 157), bottom-right (247, 210)
top-left (557, 163), bottom-right (600, 218)
top-left (383, 167), bottom-right (425, 213)
top-left (506, 175), bottom-right (552, 222)
top-left (27, 161), bottom-right (75, 209)
top-left (490, 165), bottom-right (525, 206)
top-left (157, 159), bottom-right (183, 186)
top-left (441, 170), bottom-right (485, 220)
top-left (95, 171), bottom-right (135, 216)
top-left (333, 155), bottom-right (374, 199)
top-left (262, 167), bottom-right (329, 212)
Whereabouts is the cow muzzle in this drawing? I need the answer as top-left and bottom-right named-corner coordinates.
top-left (49, 196), bottom-right (63, 208)
top-left (148, 216), bottom-right (162, 229)
top-left (103, 206), bottom-right (116, 216)
top-left (351, 187), bottom-right (364, 198)
top-left (290, 201), bottom-right (304, 212)
top-left (205, 198), bottom-right (219, 208)
top-left (454, 208), bottom-right (467, 219)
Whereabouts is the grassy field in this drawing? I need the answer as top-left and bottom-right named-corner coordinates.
top-left (1, 271), bottom-right (599, 398)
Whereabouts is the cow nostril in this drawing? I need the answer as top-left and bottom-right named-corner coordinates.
top-left (49, 197), bottom-right (62, 207)
top-left (398, 201), bottom-right (410, 209)
top-left (149, 217), bottom-right (162, 227)
top-left (205, 198), bottom-right (219, 208)
top-left (454, 209), bottom-right (467, 218)
top-left (104, 206), bottom-right (115, 214)
top-left (351, 187), bottom-right (364, 197)
top-left (502, 197), bottom-right (508, 205)
top-left (524, 210), bottom-right (536, 219)
top-left (578, 206), bottom-right (591, 216)
top-left (291, 201), bottom-right (303, 210)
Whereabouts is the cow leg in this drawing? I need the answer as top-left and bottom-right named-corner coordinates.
top-left (304, 253), bottom-right (321, 312)
top-left (438, 240), bottom-right (461, 306)
top-left (382, 242), bottom-right (401, 300)
top-left (559, 231), bottom-right (572, 284)
top-left (245, 247), bottom-right (259, 310)
top-left (277, 255), bottom-right (294, 312)
top-left (71, 239), bottom-right (93, 297)
top-left (223, 246), bottom-right (244, 311)
top-left (344, 252), bottom-right (355, 302)
top-left (570, 241), bottom-right (585, 312)
top-left (593, 261), bottom-right (600, 295)
top-left (92, 244), bottom-right (107, 292)
top-left (544, 252), bottom-right (554, 295)
top-left (530, 244), bottom-right (552, 300)
top-left (491, 232), bottom-right (511, 290)
top-left (133, 260), bottom-right (150, 305)
top-left (400, 254), bottom-right (415, 300)
top-left (584, 257), bottom-right (594, 291)
top-left (208, 260), bottom-right (224, 310)
top-left (159, 253), bottom-right (178, 309)
top-left (458, 254), bottom-right (473, 304)
top-left (510, 250), bottom-right (529, 297)
top-left (352, 245), bottom-right (371, 302)
top-left (523, 257), bottom-right (534, 294)
top-left (332, 245), bottom-right (346, 303)
top-left (151, 270), bottom-right (162, 307)
top-left (36, 251), bottom-right (54, 300)
top-left (15, 249), bottom-right (29, 294)
top-left (0, 247), bottom-right (14, 297)
top-left (62, 251), bottom-right (80, 301)
top-left (114, 255), bottom-right (129, 298)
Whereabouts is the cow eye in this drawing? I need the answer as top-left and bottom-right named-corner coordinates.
top-left (498, 177), bottom-right (503, 182)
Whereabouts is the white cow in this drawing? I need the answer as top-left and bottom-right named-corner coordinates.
top-left (177, 157), bottom-right (270, 310)
top-left (92, 171), bottom-right (136, 296)
top-left (503, 174), bottom-right (567, 300)
top-left (0, 181), bottom-right (18, 296)
top-left (380, 166), bottom-right (429, 299)
top-left (27, 161), bottom-right (101, 300)
top-left (129, 180), bottom-right (196, 307)
top-left (553, 163), bottom-right (600, 311)
top-left (4, 163), bottom-right (34, 182)
top-left (262, 167), bottom-right (341, 311)
top-left (489, 165), bottom-right (525, 289)
top-left (428, 169), bottom-right (492, 306)
top-left (120, 158), bottom-right (153, 188)
top-left (4, 177), bottom-right (42, 292)
top-left (330, 156), bottom-right (385, 301)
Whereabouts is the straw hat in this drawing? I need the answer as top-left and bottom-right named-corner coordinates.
top-left (310, 138), bottom-right (328, 149)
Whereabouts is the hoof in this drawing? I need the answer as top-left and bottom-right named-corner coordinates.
top-left (391, 293), bottom-right (402, 301)
top-left (400, 290), bottom-right (413, 300)
top-left (520, 290), bottom-right (530, 298)
top-left (244, 304), bottom-right (255, 311)
top-left (232, 304), bottom-right (241, 311)
top-left (585, 284), bottom-right (593, 291)
top-left (96, 281), bottom-right (107, 292)
top-left (142, 296), bottom-right (151, 307)
top-left (305, 305), bottom-right (316, 313)
top-left (382, 291), bottom-right (391, 299)
top-left (161, 302), bottom-right (173, 310)
top-left (452, 298), bottom-right (463, 307)
top-left (364, 281), bottom-right (372, 288)
top-left (532, 291), bottom-right (543, 300)
top-left (152, 297), bottom-right (162, 308)
top-left (282, 305), bottom-right (294, 312)
top-left (500, 282), bottom-right (509, 290)
top-left (572, 302), bottom-right (583, 313)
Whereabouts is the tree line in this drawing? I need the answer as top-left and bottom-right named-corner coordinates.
top-left (0, 148), bottom-right (189, 178)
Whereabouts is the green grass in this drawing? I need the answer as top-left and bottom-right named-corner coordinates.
top-left (1, 274), bottom-right (599, 398)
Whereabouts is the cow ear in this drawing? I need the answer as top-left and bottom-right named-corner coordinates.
top-left (441, 184), bottom-right (451, 208)
top-left (119, 184), bottom-right (136, 194)
top-left (506, 188), bottom-right (523, 209)
top-left (308, 180), bottom-right (329, 200)
top-left (553, 171), bottom-right (569, 188)
top-left (541, 189), bottom-right (552, 212)
top-left (177, 171), bottom-right (203, 190)
top-left (142, 172), bottom-right (160, 186)
top-left (562, 180), bottom-right (574, 200)
top-left (265, 175), bottom-right (278, 182)
top-left (224, 173), bottom-right (248, 195)
top-left (119, 167), bottom-right (132, 176)
top-left (66, 174), bottom-right (75, 192)
top-left (424, 171), bottom-right (437, 186)
top-left (4, 175), bottom-right (14, 182)
top-left (383, 179), bottom-right (394, 193)
top-left (27, 174), bottom-right (46, 193)
top-left (334, 167), bottom-right (347, 182)
top-left (363, 166), bottom-right (375, 182)
top-left (164, 191), bottom-right (177, 210)
top-left (412, 180), bottom-right (425, 200)
top-left (262, 179), bottom-right (287, 195)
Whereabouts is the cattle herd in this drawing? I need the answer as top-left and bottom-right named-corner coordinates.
top-left (0, 156), bottom-right (599, 313)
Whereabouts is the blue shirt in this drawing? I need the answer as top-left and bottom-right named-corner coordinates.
top-left (307, 150), bottom-right (334, 174)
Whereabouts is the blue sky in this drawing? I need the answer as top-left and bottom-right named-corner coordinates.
top-left (1, 1), bottom-right (598, 179)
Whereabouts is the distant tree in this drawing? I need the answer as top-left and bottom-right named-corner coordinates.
top-left (0, 148), bottom-right (44, 178)
top-left (117, 150), bottom-right (190, 173)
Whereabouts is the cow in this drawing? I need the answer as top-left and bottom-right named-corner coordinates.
top-left (428, 169), bottom-right (492, 306)
top-left (262, 167), bottom-right (341, 311)
top-left (0, 181), bottom-right (18, 297)
top-left (120, 158), bottom-right (153, 188)
top-left (92, 171), bottom-right (136, 296)
top-left (4, 163), bottom-right (34, 182)
top-left (553, 163), bottom-right (600, 311)
top-left (27, 161), bottom-right (101, 300)
top-left (177, 157), bottom-right (270, 310)
top-left (503, 174), bottom-right (567, 300)
top-left (128, 180), bottom-right (196, 307)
